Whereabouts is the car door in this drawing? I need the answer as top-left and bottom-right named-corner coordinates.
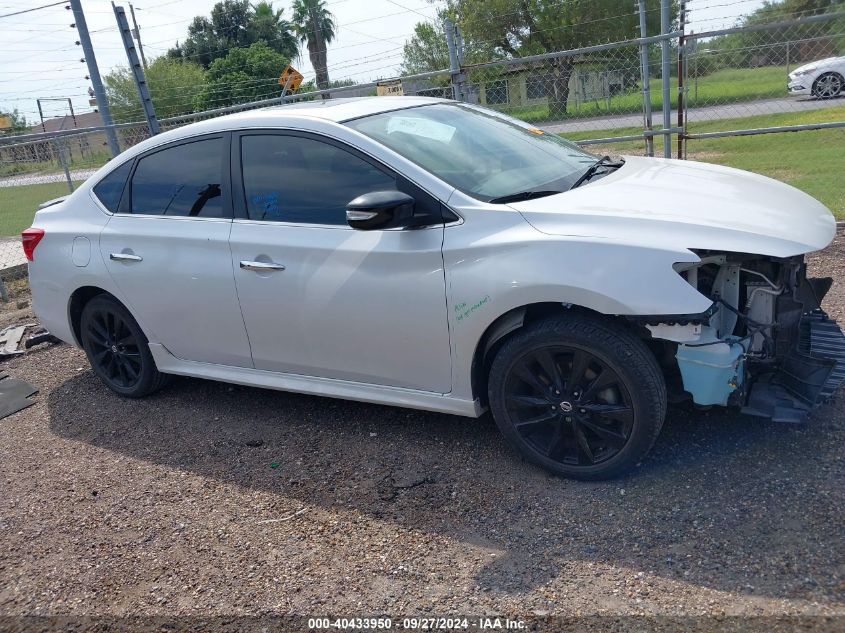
top-left (99, 133), bottom-right (253, 368)
top-left (228, 130), bottom-right (452, 393)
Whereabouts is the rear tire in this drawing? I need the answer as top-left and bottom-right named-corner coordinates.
top-left (80, 295), bottom-right (168, 398)
top-left (812, 72), bottom-right (843, 99)
top-left (487, 312), bottom-right (666, 480)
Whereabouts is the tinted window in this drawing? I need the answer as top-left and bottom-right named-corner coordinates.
top-left (93, 160), bottom-right (132, 212)
top-left (129, 138), bottom-right (224, 217)
top-left (240, 135), bottom-right (395, 225)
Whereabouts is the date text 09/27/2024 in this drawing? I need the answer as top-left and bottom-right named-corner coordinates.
top-left (307, 617), bottom-right (527, 630)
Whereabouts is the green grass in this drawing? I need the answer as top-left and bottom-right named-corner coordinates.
top-left (564, 105), bottom-right (845, 219)
top-left (0, 181), bottom-right (71, 235)
top-left (0, 149), bottom-right (111, 178)
top-left (498, 65), bottom-right (790, 124)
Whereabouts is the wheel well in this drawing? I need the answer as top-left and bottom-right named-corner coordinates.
top-left (68, 286), bottom-right (118, 345)
top-left (470, 303), bottom-right (665, 406)
top-left (814, 71), bottom-right (844, 87)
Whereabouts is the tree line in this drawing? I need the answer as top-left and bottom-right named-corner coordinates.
top-left (104, 0), bottom-right (339, 122)
top-left (86, 0), bottom-right (845, 125)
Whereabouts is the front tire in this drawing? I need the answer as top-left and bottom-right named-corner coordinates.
top-left (80, 295), bottom-right (168, 398)
top-left (487, 313), bottom-right (666, 480)
top-left (812, 72), bottom-right (843, 99)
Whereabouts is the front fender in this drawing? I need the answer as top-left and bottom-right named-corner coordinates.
top-left (442, 216), bottom-right (710, 400)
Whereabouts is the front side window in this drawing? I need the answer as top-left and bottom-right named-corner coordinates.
top-left (240, 134), bottom-right (396, 225)
top-left (92, 160), bottom-right (132, 212)
top-left (346, 103), bottom-right (596, 201)
top-left (129, 138), bottom-right (224, 217)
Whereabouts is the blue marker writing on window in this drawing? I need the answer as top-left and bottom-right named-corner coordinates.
top-left (252, 192), bottom-right (280, 219)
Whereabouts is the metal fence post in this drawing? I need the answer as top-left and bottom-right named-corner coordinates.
top-left (637, 0), bottom-right (654, 157)
top-left (113, 3), bottom-right (160, 136)
top-left (677, 0), bottom-right (686, 159)
top-left (785, 40), bottom-right (791, 76)
top-left (445, 18), bottom-right (465, 102)
top-left (53, 138), bottom-right (75, 194)
top-left (660, 0), bottom-right (672, 158)
top-left (69, 0), bottom-right (120, 157)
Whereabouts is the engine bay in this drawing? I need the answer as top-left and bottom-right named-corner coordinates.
top-left (648, 251), bottom-right (845, 422)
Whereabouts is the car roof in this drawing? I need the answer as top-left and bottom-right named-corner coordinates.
top-left (108, 96), bottom-right (451, 166)
top-left (214, 96), bottom-right (450, 128)
top-left (248, 96), bottom-right (450, 122)
top-left (88, 96), bottom-right (456, 178)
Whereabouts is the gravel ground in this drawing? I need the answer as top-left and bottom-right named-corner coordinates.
top-left (0, 241), bottom-right (843, 628)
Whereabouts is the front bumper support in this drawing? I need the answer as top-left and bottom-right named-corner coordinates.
top-left (743, 312), bottom-right (845, 422)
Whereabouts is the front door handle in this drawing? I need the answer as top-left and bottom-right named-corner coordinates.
top-left (240, 260), bottom-right (285, 272)
top-left (110, 252), bottom-right (143, 262)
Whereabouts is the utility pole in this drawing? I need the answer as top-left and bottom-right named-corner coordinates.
top-left (445, 18), bottom-right (465, 102)
top-left (69, 0), bottom-right (120, 157)
top-left (129, 3), bottom-right (148, 69)
top-left (113, 3), bottom-right (160, 135)
top-left (454, 23), bottom-right (465, 67)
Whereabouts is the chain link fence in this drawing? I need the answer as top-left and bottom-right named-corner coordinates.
top-left (1, 9), bottom-right (843, 247)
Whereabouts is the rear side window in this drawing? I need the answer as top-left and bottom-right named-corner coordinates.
top-left (240, 134), bottom-right (395, 225)
top-left (92, 160), bottom-right (132, 212)
top-left (129, 138), bottom-right (225, 217)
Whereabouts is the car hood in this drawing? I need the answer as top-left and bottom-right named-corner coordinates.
top-left (507, 156), bottom-right (836, 258)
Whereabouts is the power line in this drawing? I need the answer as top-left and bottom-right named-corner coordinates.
top-left (0, 0), bottom-right (64, 19)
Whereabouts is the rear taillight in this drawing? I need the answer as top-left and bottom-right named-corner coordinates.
top-left (21, 228), bottom-right (45, 262)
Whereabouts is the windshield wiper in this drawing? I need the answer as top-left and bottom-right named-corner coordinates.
top-left (569, 155), bottom-right (625, 190)
top-left (488, 190), bottom-right (562, 204)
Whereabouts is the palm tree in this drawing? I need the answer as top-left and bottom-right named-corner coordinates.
top-left (250, 1), bottom-right (298, 61)
top-left (291, 0), bottom-right (336, 95)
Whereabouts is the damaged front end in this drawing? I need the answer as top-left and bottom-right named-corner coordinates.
top-left (644, 252), bottom-right (845, 423)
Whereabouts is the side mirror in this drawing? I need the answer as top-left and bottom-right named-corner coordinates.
top-left (346, 190), bottom-right (415, 230)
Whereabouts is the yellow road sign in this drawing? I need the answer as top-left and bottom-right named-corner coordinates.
top-left (278, 64), bottom-right (304, 92)
top-left (0, 115), bottom-right (11, 130)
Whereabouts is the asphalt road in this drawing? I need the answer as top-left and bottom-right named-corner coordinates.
top-left (543, 95), bottom-right (845, 134)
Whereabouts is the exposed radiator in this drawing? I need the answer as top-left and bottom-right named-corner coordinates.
top-left (800, 312), bottom-right (845, 401)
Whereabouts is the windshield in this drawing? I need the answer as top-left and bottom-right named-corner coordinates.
top-left (345, 103), bottom-right (597, 201)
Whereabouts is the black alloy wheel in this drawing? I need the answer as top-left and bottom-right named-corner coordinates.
top-left (80, 294), bottom-right (168, 397)
top-left (504, 345), bottom-right (634, 467)
top-left (488, 313), bottom-right (666, 480)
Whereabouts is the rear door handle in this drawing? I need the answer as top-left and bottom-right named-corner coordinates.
top-left (110, 253), bottom-right (143, 262)
top-left (240, 260), bottom-right (285, 272)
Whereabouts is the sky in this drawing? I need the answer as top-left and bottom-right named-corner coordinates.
top-left (0, 0), bottom-right (766, 126)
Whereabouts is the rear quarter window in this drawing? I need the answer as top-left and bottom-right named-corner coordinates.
top-left (92, 160), bottom-right (133, 212)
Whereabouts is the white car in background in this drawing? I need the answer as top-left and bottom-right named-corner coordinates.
top-left (24, 97), bottom-right (845, 480)
top-left (788, 56), bottom-right (845, 98)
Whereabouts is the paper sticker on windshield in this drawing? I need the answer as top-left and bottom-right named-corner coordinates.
top-left (387, 116), bottom-right (456, 143)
